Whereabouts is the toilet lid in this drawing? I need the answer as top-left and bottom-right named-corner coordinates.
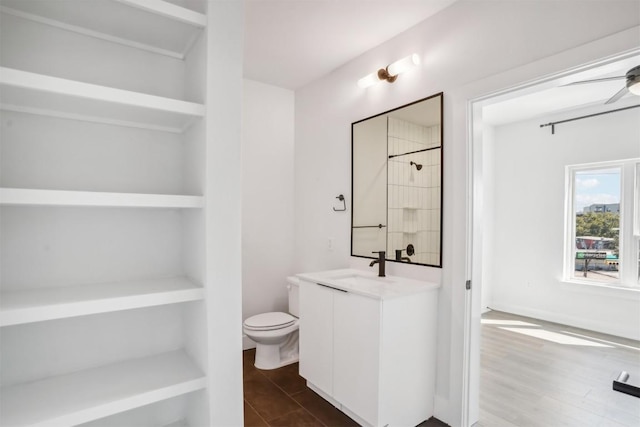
top-left (244, 312), bottom-right (296, 331)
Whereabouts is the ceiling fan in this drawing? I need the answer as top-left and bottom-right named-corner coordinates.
top-left (565, 65), bottom-right (640, 104)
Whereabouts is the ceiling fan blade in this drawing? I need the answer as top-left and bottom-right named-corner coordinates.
top-left (564, 75), bottom-right (625, 86)
top-left (605, 86), bottom-right (628, 104)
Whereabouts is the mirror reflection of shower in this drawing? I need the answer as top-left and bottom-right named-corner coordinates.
top-left (409, 161), bottom-right (422, 183)
top-left (351, 92), bottom-right (443, 267)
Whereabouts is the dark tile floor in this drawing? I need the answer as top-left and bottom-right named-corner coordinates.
top-left (243, 349), bottom-right (449, 427)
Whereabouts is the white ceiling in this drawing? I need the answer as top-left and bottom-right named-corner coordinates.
top-left (243, 0), bottom-right (458, 90)
top-left (243, 2), bottom-right (639, 123)
top-left (482, 54), bottom-right (640, 126)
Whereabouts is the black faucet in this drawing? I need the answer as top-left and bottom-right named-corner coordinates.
top-left (395, 244), bottom-right (415, 263)
top-left (395, 249), bottom-right (412, 263)
top-left (369, 251), bottom-right (386, 277)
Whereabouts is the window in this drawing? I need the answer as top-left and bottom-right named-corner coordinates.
top-left (572, 167), bottom-right (620, 283)
top-left (565, 159), bottom-right (640, 288)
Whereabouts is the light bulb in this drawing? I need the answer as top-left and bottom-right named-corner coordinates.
top-left (357, 53), bottom-right (421, 88)
top-left (626, 65), bottom-right (640, 95)
top-left (627, 79), bottom-right (640, 95)
top-left (358, 72), bottom-right (380, 88)
top-left (387, 54), bottom-right (420, 76)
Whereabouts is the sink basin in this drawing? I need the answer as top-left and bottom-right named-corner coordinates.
top-left (333, 274), bottom-right (393, 293)
top-left (296, 268), bottom-right (439, 300)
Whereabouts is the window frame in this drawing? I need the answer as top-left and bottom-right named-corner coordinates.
top-left (634, 162), bottom-right (640, 284)
top-left (634, 162), bottom-right (640, 238)
top-left (564, 159), bottom-right (639, 289)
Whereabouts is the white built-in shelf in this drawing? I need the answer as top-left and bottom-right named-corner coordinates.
top-left (0, 350), bottom-right (206, 427)
top-left (1, 277), bottom-right (204, 327)
top-left (0, 67), bottom-right (205, 132)
top-left (0, 188), bottom-right (204, 209)
top-left (0, 0), bottom-right (205, 59)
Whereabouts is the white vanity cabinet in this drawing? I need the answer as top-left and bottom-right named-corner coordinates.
top-left (333, 288), bottom-right (382, 425)
top-left (299, 281), bottom-right (335, 395)
top-left (298, 270), bottom-right (439, 427)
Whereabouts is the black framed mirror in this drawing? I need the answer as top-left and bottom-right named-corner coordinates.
top-left (351, 93), bottom-right (443, 267)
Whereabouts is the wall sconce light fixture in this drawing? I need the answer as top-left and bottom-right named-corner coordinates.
top-left (358, 54), bottom-right (420, 88)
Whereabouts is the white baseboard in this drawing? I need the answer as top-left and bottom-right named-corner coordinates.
top-left (488, 302), bottom-right (640, 341)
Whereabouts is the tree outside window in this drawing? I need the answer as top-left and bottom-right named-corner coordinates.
top-left (572, 169), bottom-right (621, 283)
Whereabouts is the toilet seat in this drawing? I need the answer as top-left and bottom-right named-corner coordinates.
top-left (244, 312), bottom-right (296, 331)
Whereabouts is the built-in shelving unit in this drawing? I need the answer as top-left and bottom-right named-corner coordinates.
top-left (0, 351), bottom-right (205, 426)
top-left (0, 188), bottom-right (204, 208)
top-left (0, 0), bottom-right (243, 425)
top-left (0, 67), bottom-right (205, 132)
top-left (1, 277), bottom-right (204, 326)
top-left (0, 0), bottom-right (206, 58)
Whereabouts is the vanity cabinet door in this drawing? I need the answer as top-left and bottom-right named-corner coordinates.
top-left (299, 280), bottom-right (334, 396)
top-left (333, 291), bottom-right (381, 426)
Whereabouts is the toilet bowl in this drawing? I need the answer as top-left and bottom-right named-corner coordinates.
top-left (243, 277), bottom-right (300, 370)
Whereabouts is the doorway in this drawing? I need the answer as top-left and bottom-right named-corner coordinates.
top-left (466, 51), bottom-right (640, 426)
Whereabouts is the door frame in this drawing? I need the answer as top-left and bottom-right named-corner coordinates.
top-left (462, 47), bottom-right (640, 426)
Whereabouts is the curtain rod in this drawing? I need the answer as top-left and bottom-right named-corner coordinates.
top-left (540, 104), bottom-right (640, 135)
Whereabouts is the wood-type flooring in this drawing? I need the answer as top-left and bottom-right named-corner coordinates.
top-left (243, 310), bottom-right (640, 426)
top-left (477, 310), bottom-right (640, 426)
top-left (243, 349), bottom-right (448, 426)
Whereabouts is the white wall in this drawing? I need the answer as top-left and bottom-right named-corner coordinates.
top-left (204, 2), bottom-right (244, 423)
top-left (293, 1), bottom-right (640, 425)
top-left (484, 104), bottom-right (640, 340)
top-left (242, 79), bottom-right (295, 348)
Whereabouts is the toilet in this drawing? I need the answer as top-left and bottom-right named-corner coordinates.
top-left (243, 276), bottom-right (299, 370)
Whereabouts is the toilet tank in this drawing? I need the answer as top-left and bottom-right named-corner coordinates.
top-left (286, 276), bottom-right (300, 317)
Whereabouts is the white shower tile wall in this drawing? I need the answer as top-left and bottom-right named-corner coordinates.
top-left (387, 117), bottom-right (441, 265)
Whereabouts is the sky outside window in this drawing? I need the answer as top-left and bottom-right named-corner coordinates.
top-left (574, 169), bottom-right (620, 213)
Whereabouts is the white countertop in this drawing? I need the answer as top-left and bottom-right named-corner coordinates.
top-left (296, 268), bottom-right (440, 300)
